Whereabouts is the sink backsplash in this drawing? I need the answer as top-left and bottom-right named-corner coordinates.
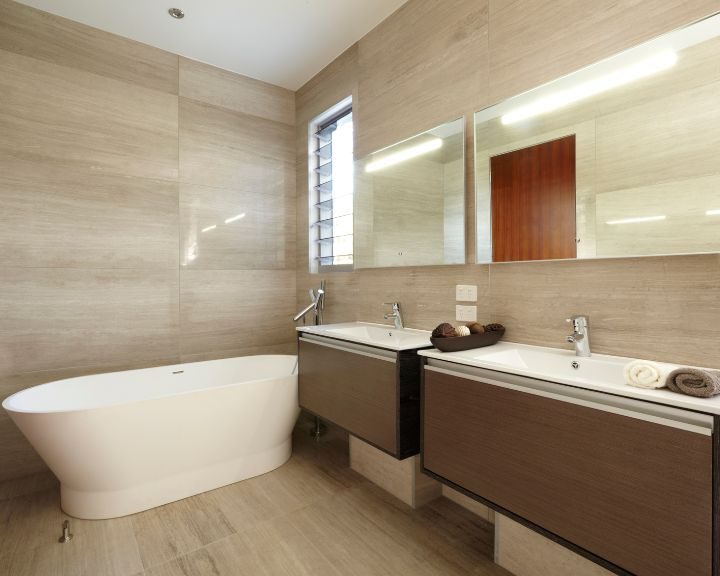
top-left (296, 253), bottom-right (720, 368)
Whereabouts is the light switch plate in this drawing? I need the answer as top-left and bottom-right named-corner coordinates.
top-left (456, 305), bottom-right (477, 322)
top-left (455, 284), bottom-right (478, 302)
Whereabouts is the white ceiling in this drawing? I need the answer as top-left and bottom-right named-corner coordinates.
top-left (15, 0), bottom-right (408, 90)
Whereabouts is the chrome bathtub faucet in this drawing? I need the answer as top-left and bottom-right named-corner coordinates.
top-left (566, 315), bottom-right (591, 357)
top-left (293, 280), bottom-right (325, 326)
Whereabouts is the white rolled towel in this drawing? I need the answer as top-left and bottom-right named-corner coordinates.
top-left (624, 360), bottom-right (676, 389)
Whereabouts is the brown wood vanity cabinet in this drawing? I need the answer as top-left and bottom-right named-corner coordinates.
top-left (422, 360), bottom-right (716, 576)
top-left (298, 334), bottom-right (426, 458)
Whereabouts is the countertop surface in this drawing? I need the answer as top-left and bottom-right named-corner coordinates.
top-left (419, 341), bottom-right (720, 416)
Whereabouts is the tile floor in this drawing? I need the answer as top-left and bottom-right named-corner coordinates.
top-left (0, 423), bottom-right (509, 576)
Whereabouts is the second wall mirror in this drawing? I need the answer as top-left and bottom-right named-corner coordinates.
top-left (475, 13), bottom-right (720, 263)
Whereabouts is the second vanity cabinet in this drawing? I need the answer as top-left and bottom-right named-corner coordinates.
top-left (422, 360), bottom-right (716, 576)
top-left (299, 333), bottom-right (425, 458)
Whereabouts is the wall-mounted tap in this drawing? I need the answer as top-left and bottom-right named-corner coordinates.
top-left (566, 315), bottom-right (591, 357)
top-left (294, 280), bottom-right (325, 326)
top-left (383, 302), bottom-right (404, 330)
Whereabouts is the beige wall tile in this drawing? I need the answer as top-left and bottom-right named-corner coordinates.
top-left (488, 254), bottom-right (720, 366)
top-left (0, 0), bottom-right (178, 94)
top-left (488, 0), bottom-right (720, 102)
top-left (0, 268), bottom-right (180, 377)
top-left (295, 44), bottom-right (359, 126)
top-left (180, 57), bottom-right (295, 125)
top-left (179, 269), bottom-right (296, 358)
top-left (0, 49), bottom-right (178, 180)
top-left (179, 179), bottom-right (295, 270)
top-left (0, 160), bottom-right (179, 269)
top-left (179, 98), bottom-right (294, 189)
top-left (356, 0), bottom-right (489, 156)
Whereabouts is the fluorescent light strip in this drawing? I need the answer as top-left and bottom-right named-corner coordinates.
top-left (201, 225), bottom-right (217, 233)
top-left (706, 209), bottom-right (720, 216)
top-left (605, 215), bottom-right (667, 225)
top-left (501, 50), bottom-right (678, 125)
top-left (224, 213), bottom-right (246, 224)
top-left (365, 139), bottom-right (443, 173)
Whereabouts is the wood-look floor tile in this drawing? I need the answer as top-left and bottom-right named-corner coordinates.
top-left (143, 534), bottom-right (263, 576)
top-left (131, 495), bottom-right (235, 570)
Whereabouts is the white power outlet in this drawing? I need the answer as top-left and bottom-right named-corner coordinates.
top-left (455, 284), bottom-right (478, 302)
top-left (456, 305), bottom-right (477, 322)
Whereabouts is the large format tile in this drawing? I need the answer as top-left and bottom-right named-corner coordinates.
top-left (131, 496), bottom-right (235, 570)
top-left (0, 49), bottom-right (178, 180)
top-left (179, 269), bottom-right (296, 358)
top-left (356, 0), bottom-right (488, 156)
top-left (179, 98), bottom-right (294, 190)
top-left (0, 0), bottom-right (178, 94)
top-left (179, 58), bottom-right (294, 126)
top-left (179, 180), bottom-right (295, 271)
top-left (0, 160), bottom-right (179, 269)
top-left (488, 254), bottom-right (720, 367)
top-left (0, 268), bottom-right (180, 377)
top-left (0, 487), bottom-right (143, 576)
top-left (295, 44), bottom-right (359, 126)
top-left (488, 0), bottom-right (720, 102)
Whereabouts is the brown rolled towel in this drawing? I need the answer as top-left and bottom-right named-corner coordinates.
top-left (666, 368), bottom-right (720, 398)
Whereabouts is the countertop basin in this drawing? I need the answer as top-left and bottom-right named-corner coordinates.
top-left (297, 322), bottom-right (432, 351)
top-left (419, 341), bottom-right (720, 415)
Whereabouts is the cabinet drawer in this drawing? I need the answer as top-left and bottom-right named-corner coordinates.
top-left (423, 367), bottom-right (713, 576)
top-left (299, 338), bottom-right (397, 454)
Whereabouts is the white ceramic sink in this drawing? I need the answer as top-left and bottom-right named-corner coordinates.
top-left (297, 322), bottom-right (432, 351)
top-left (466, 344), bottom-right (628, 388)
top-left (419, 341), bottom-right (718, 411)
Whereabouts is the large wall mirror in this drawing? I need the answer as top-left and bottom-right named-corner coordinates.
top-left (475, 13), bottom-right (720, 263)
top-left (354, 118), bottom-right (465, 268)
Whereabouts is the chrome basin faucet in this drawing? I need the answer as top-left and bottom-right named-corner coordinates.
top-left (383, 302), bottom-right (404, 330)
top-left (566, 315), bottom-right (591, 357)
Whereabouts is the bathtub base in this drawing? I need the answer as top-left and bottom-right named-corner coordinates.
top-left (61, 439), bottom-right (293, 519)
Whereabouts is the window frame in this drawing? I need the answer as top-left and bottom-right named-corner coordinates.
top-left (308, 96), bottom-right (354, 273)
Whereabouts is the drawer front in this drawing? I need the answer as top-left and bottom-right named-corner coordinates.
top-left (299, 338), bottom-right (397, 454)
top-left (423, 368), bottom-right (713, 576)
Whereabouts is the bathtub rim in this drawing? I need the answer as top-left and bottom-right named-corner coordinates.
top-left (2, 354), bottom-right (298, 416)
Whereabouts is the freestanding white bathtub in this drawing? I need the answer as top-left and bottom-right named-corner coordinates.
top-left (2, 355), bottom-right (299, 519)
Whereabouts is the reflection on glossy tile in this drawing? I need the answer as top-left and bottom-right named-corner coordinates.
top-left (0, 160), bottom-right (179, 269)
top-left (179, 98), bottom-right (294, 190)
top-left (179, 58), bottom-right (294, 125)
top-left (180, 180), bottom-right (294, 270)
top-left (0, 0), bottom-right (178, 94)
top-left (0, 268), bottom-right (180, 377)
top-left (0, 50), bottom-right (178, 180)
top-left (179, 269), bottom-right (296, 358)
